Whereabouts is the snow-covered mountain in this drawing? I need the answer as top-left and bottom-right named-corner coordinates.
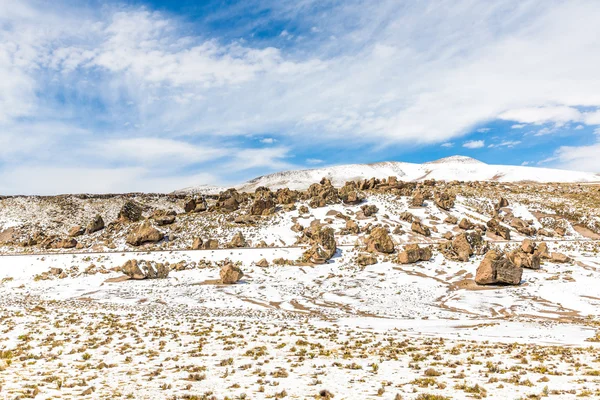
top-left (178, 156), bottom-right (600, 194)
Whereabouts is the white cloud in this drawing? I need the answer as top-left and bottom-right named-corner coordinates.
top-left (477, 128), bottom-right (490, 133)
top-left (554, 143), bottom-right (600, 172)
top-left (511, 124), bottom-right (526, 129)
top-left (498, 106), bottom-right (582, 125)
top-left (441, 142), bottom-right (454, 148)
top-left (260, 138), bottom-right (276, 144)
top-left (306, 158), bottom-right (323, 164)
top-left (488, 140), bottom-right (521, 148)
top-left (225, 147), bottom-right (292, 171)
top-left (463, 140), bottom-right (485, 149)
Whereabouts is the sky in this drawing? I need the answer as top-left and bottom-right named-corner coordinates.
top-left (1, 0), bottom-right (600, 194)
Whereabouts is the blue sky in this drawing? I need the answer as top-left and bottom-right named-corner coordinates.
top-left (1, 0), bottom-right (600, 194)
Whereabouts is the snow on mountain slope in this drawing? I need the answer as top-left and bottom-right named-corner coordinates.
top-left (177, 156), bottom-right (600, 194)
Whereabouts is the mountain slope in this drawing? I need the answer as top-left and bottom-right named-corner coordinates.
top-left (178, 156), bottom-right (600, 193)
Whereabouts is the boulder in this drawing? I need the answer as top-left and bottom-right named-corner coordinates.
top-left (250, 188), bottom-right (276, 216)
top-left (495, 197), bottom-right (509, 210)
top-left (256, 258), bottom-right (269, 267)
top-left (434, 192), bottom-right (455, 210)
top-left (202, 239), bottom-right (219, 250)
top-left (551, 252), bottom-right (571, 263)
top-left (475, 251), bottom-right (522, 285)
top-left (440, 231), bottom-right (488, 262)
top-left (356, 253), bottom-right (377, 266)
top-left (397, 244), bottom-right (432, 264)
top-left (458, 218), bottom-right (474, 230)
top-left (339, 181), bottom-right (364, 205)
top-left (361, 204), bottom-right (379, 217)
top-left (86, 215), bottom-right (104, 234)
top-left (365, 227), bottom-right (395, 253)
top-left (534, 242), bottom-right (550, 259)
top-left (53, 238), bottom-right (77, 249)
top-left (508, 250), bottom-right (541, 270)
top-left (306, 178), bottom-right (339, 208)
top-left (126, 221), bottom-right (164, 246)
top-left (344, 219), bottom-right (360, 235)
top-left (444, 215), bottom-right (458, 225)
top-left (152, 210), bottom-right (176, 225)
top-left (121, 259), bottom-right (169, 280)
top-left (184, 198), bottom-right (197, 213)
top-left (487, 218), bottom-right (511, 240)
top-left (276, 188), bottom-right (299, 205)
top-left (191, 237), bottom-right (203, 250)
top-left (228, 232), bottom-right (248, 248)
top-left (220, 263), bottom-right (244, 284)
top-left (301, 224), bottom-right (337, 263)
top-left (521, 239), bottom-right (536, 254)
top-left (411, 191), bottom-right (425, 207)
top-left (118, 200), bottom-right (143, 223)
top-left (411, 221), bottom-right (431, 237)
top-left (68, 225), bottom-right (84, 237)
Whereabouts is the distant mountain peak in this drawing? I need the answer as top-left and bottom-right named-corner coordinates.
top-left (424, 155), bottom-right (486, 165)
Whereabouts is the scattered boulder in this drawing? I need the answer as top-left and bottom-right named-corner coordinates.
top-left (228, 232), bottom-right (248, 248)
top-left (361, 204), bottom-right (379, 217)
top-left (256, 258), bottom-right (269, 268)
top-left (68, 225), bottom-right (84, 237)
top-left (339, 181), bottom-right (364, 205)
top-left (191, 237), bottom-right (203, 250)
top-left (365, 227), bottom-right (395, 253)
top-left (510, 217), bottom-right (536, 236)
top-left (121, 259), bottom-right (169, 280)
top-left (521, 239), bottom-right (536, 254)
top-left (86, 215), bottom-right (104, 234)
top-left (344, 219), bottom-right (360, 235)
top-left (152, 210), bottom-right (176, 226)
top-left (307, 178), bottom-right (339, 208)
top-left (356, 253), bottom-right (377, 266)
top-left (440, 231), bottom-right (488, 262)
top-left (250, 188), bottom-right (276, 216)
top-left (555, 226), bottom-right (567, 236)
top-left (201, 239), bottom-right (219, 250)
top-left (534, 242), bottom-right (550, 259)
top-left (397, 244), bottom-right (432, 264)
top-left (411, 221), bottom-right (431, 237)
top-left (458, 218), bottom-right (475, 230)
top-left (220, 264), bottom-right (244, 284)
top-left (302, 224), bottom-right (337, 263)
top-left (411, 191), bottom-right (425, 207)
top-left (53, 238), bottom-right (77, 249)
top-left (444, 215), bottom-right (458, 225)
top-left (118, 200), bottom-right (143, 223)
top-left (551, 252), bottom-right (571, 263)
top-left (276, 188), bottom-right (299, 205)
top-left (216, 189), bottom-right (243, 212)
top-left (508, 250), bottom-right (541, 270)
top-left (495, 197), bottom-right (509, 210)
top-left (487, 218), bottom-right (511, 240)
top-left (434, 191), bottom-right (455, 210)
top-left (475, 250), bottom-right (522, 285)
top-left (126, 221), bottom-right (164, 246)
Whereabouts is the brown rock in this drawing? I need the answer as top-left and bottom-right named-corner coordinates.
top-left (68, 225), bottom-right (84, 237)
top-left (411, 221), bottom-right (431, 237)
top-left (365, 227), bottom-right (395, 253)
top-left (54, 238), bottom-right (77, 249)
top-left (458, 218), bottom-right (474, 230)
top-left (508, 250), bottom-right (541, 270)
top-left (496, 197), bottom-right (509, 210)
top-left (434, 191), bottom-right (455, 210)
top-left (487, 218), bottom-right (510, 240)
top-left (551, 252), bottom-right (571, 263)
top-left (126, 221), bottom-right (164, 246)
top-left (152, 210), bottom-right (176, 225)
top-left (411, 191), bottom-right (425, 207)
top-left (444, 215), bottom-right (458, 225)
top-left (256, 258), bottom-right (269, 267)
top-left (361, 204), bottom-right (379, 217)
top-left (191, 237), bottom-right (203, 250)
top-left (534, 242), bottom-right (550, 259)
top-left (220, 263), bottom-right (244, 284)
top-left (521, 239), bottom-right (536, 254)
top-left (356, 253), bottom-right (377, 266)
top-left (339, 181), bottom-right (364, 205)
top-left (397, 244), bottom-right (432, 264)
top-left (121, 259), bottom-right (169, 279)
top-left (475, 250), bottom-right (522, 285)
top-left (86, 215), bottom-right (104, 234)
top-left (202, 239), bottom-right (219, 250)
top-left (118, 200), bottom-right (143, 223)
top-left (228, 232), bottom-right (248, 248)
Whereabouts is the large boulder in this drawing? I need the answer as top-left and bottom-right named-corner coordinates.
top-left (68, 225), bottom-right (84, 237)
top-left (361, 204), bottom-right (379, 217)
top-left (216, 189), bottom-right (243, 212)
top-left (250, 187), bottom-right (276, 216)
top-left (534, 242), bottom-right (550, 259)
top-left (410, 191), bottom-right (425, 207)
top-left (306, 178), bottom-right (339, 208)
top-left (434, 192), bottom-right (455, 210)
top-left (86, 215), bottom-right (104, 234)
top-left (121, 259), bottom-right (169, 280)
top-left (301, 224), bottom-right (337, 263)
top-left (551, 252), bottom-right (571, 263)
top-left (220, 263), bottom-right (244, 284)
top-left (53, 238), bottom-right (77, 249)
top-left (475, 251), bottom-right (522, 285)
top-left (356, 253), bottom-right (377, 266)
top-left (411, 220), bottom-right (431, 237)
top-left (508, 250), bottom-right (541, 270)
top-left (521, 239), bottom-right (536, 254)
top-left (365, 227), bottom-right (395, 253)
top-left (276, 188), bottom-right (299, 205)
top-left (397, 244), bottom-right (432, 264)
top-left (495, 197), bottom-right (509, 210)
top-left (191, 237), bottom-right (203, 250)
top-left (118, 200), bottom-right (143, 223)
top-left (152, 210), bottom-right (176, 226)
top-left (126, 221), bottom-right (164, 246)
top-left (458, 218), bottom-right (475, 230)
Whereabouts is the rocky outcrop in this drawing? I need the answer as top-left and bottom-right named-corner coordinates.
top-left (510, 217), bottom-right (536, 236)
top-left (256, 258), bottom-right (269, 267)
top-left (440, 231), bottom-right (488, 262)
top-left (201, 239), bottom-right (219, 250)
top-left (411, 220), bottom-right (431, 237)
top-left (53, 238), bottom-right (77, 249)
top-left (276, 188), bottom-right (299, 205)
top-left (534, 242), bottom-right (550, 259)
top-left (191, 237), bottom-right (203, 250)
top-left (365, 227), bottom-right (395, 253)
top-left (508, 250), bottom-right (540, 270)
top-left (121, 259), bottom-right (169, 280)
top-left (487, 218), bottom-right (511, 240)
top-left (216, 189), bottom-right (243, 212)
top-left (495, 197), bottom-right (509, 210)
top-left (250, 187), bottom-right (276, 216)
top-left (86, 215), bottom-right (104, 234)
top-left (397, 244), bottom-right (432, 264)
top-left (118, 200), bottom-right (143, 223)
top-left (185, 197), bottom-right (208, 213)
top-left (220, 263), bottom-right (244, 284)
top-left (411, 191), bottom-right (425, 207)
top-left (434, 192), bottom-right (455, 210)
top-left (126, 221), bottom-right (164, 246)
top-left (475, 250), bottom-right (522, 285)
top-left (458, 218), bottom-right (474, 230)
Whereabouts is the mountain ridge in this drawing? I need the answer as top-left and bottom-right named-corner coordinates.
top-left (176, 156), bottom-right (600, 194)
